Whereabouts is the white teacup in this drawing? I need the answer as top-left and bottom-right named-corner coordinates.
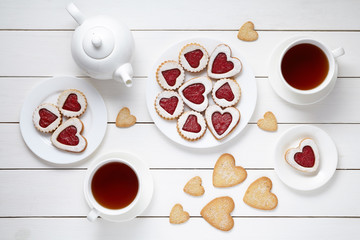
top-left (277, 37), bottom-right (344, 104)
top-left (84, 152), bottom-right (153, 222)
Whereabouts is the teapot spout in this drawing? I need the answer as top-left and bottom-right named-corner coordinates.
top-left (113, 63), bottom-right (133, 87)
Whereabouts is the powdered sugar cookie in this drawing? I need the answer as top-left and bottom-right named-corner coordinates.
top-left (156, 60), bottom-right (185, 90)
top-left (200, 196), bottom-right (234, 231)
top-left (243, 177), bottom-right (278, 210)
top-left (33, 103), bottom-right (62, 133)
top-left (213, 153), bottom-right (247, 187)
top-left (212, 78), bottom-right (241, 107)
top-left (183, 176), bottom-right (205, 196)
top-left (170, 204), bottom-right (189, 224)
top-left (179, 43), bottom-right (209, 72)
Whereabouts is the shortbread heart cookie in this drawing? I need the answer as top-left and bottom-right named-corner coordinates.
top-left (179, 43), bottom-right (209, 72)
top-left (116, 107), bottom-right (136, 128)
top-left (205, 105), bottom-right (240, 140)
top-left (51, 118), bottom-right (87, 153)
top-left (212, 78), bottom-right (241, 107)
top-left (183, 176), bottom-right (205, 196)
top-left (33, 103), bottom-right (62, 133)
top-left (178, 76), bottom-right (212, 112)
top-left (155, 91), bottom-right (184, 120)
top-left (57, 89), bottom-right (87, 118)
top-left (170, 204), bottom-right (190, 224)
top-left (285, 138), bottom-right (320, 173)
top-left (237, 21), bottom-right (258, 42)
top-left (200, 196), bottom-right (234, 231)
top-left (177, 111), bottom-right (207, 141)
top-left (156, 60), bottom-right (185, 90)
top-left (243, 177), bottom-right (278, 210)
top-left (213, 153), bottom-right (247, 187)
top-left (207, 44), bottom-right (242, 79)
top-left (257, 111), bottom-right (278, 132)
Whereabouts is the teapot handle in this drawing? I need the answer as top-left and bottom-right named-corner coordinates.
top-left (66, 2), bottom-right (85, 25)
top-left (113, 63), bottom-right (133, 87)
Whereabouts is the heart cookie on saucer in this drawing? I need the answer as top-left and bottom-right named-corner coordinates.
top-left (178, 76), bottom-right (212, 112)
top-left (51, 117), bottom-right (87, 153)
top-left (207, 44), bottom-right (242, 79)
top-left (285, 138), bottom-right (320, 173)
top-left (205, 105), bottom-right (240, 140)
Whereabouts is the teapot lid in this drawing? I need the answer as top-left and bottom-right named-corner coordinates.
top-left (82, 26), bottom-right (114, 59)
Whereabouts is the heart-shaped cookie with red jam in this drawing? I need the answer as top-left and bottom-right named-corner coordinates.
top-left (155, 91), bottom-right (184, 120)
top-left (212, 78), bottom-right (241, 107)
top-left (57, 89), bottom-right (87, 118)
top-left (51, 118), bottom-right (87, 153)
top-left (285, 138), bottom-right (320, 173)
top-left (177, 111), bottom-right (207, 141)
top-left (33, 103), bottom-right (62, 133)
top-left (207, 44), bottom-right (242, 79)
top-left (178, 76), bottom-right (212, 112)
top-left (205, 105), bottom-right (240, 140)
top-left (179, 43), bottom-right (209, 72)
top-left (156, 60), bottom-right (185, 90)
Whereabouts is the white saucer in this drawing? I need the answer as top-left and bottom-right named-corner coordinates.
top-left (19, 76), bottom-right (107, 165)
top-left (268, 36), bottom-right (338, 105)
top-left (146, 37), bottom-right (257, 148)
top-left (84, 152), bottom-right (153, 222)
top-left (274, 125), bottom-right (338, 191)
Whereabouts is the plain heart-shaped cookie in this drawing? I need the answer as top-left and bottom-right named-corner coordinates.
top-left (178, 76), bottom-right (212, 112)
top-left (243, 177), bottom-right (278, 210)
top-left (183, 176), bottom-right (205, 196)
top-left (285, 138), bottom-right (320, 173)
top-left (213, 153), bottom-right (247, 187)
top-left (205, 105), bottom-right (240, 140)
top-left (237, 21), bottom-right (258, 42)
top-left (116, 107), bottom-right (136, 128)
top-left (51, 117), bottom-right (87, 153)
top-left (200, 196), bottom-right (234, 231)
top-left (169, 204), bottom-right (189, 224)
top-left (207, 44), bottom-right (242, 79)
top-left (257, 111), bottom-right (278, 131)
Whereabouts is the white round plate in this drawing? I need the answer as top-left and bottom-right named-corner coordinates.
top-left (84, 152), bottom-right (153, 222)
top-left (19, 76), bottom-right (107, 164)
top-left (274, 125), bottom-right (338, 191)
top-left (268, 36), bottom-right (338, 105)
top-left (146, 37), bottom-right (257, 148)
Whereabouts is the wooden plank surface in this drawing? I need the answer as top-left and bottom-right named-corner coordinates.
top-left (0, 0), bottom-right (359, 30)
top-left (0, 170), bottom-right (359, 217)
top-left (1, 218), bottom-right (359, 240)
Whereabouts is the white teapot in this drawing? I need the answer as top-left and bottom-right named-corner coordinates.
top-left (66, 3), bottom-right (134, 87)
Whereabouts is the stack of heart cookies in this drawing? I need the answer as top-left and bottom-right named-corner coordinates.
top-left (32, 89), bottom-right (88, 153)
top-left (155, 42), bottom-right (244, 141)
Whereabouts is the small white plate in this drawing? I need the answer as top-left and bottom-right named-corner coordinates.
top-left (274, 125), bottom-right (338, 191)
top-left (268, 36), bottom-right (338, 105)
top-left (84, 152), bottom-right (153, 222)
top-left (19, 76), bottom-right (107, 165)
top-left (146, 37), bottom-right (257, 148)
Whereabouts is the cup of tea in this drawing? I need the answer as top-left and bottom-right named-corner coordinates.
top-left (277, 37), bottom-right (344, 104)
top-left (84, 152), bottom-right (153, 222)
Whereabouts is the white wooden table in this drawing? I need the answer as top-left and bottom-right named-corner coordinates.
top-left (1, 0), bottom-right (360, 239)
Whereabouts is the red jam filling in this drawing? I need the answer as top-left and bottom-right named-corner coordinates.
top-left (182, 83), bottom-right (205, 104)
top-left (56, 126), bottom-right (79, 146)
top-left (38, 108), bottom-right (58, 128)
top-left (294, 145), bottom-right (315, 168)
top-left (211, 112), bottom-right (232, 135)
top-left (159, 96), bottom-right (179, 115)
top-left (161, 68), bottom-right (181, 86)
top-left (182, 114), bottom-right (201, 133)
top-left (63, 93), bottom-right (81, 112)
top-left (215, 82), bottom-right (235, 101)
top-left (211, 53), bottom-right (234, 74)
top-left (184, 49), bottom-right (204, 68)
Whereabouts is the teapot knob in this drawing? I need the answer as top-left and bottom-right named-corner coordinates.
top-left (92, 35), bottom-right (102, 48)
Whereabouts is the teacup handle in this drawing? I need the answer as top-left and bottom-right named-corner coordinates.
top-left (87, 208), bottom-right (100, 222)
top-left (332, 47), bottom-right (345, 59)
